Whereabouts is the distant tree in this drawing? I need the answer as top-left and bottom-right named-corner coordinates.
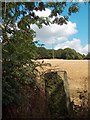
top-left (60, 48), bottom-right (84, 60)
top-left (85, 52), bottom-right (90, 59)
top-left (82, 54), bottom-right (86, 59)
top-left (54, 49), bottom-right (63, 59)
top-left (61, 48), bottom-right (74, 59)
top-left (47, 49), bottom-right (53, 59)
top-left (36, 47), bottom-right (84, 60)
top-left (37, 47), bottom-right (49, 59)
top-left (75, 52), bottom-right (84, 60)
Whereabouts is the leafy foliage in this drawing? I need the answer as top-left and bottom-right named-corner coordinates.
top-left (2, 28), bottom-right (38, 106)
top-left (36, 47), bottom-right (85, 60)
top-left (44, 72), bottom-right (68, 118)
top-left (61, 48), bottom-right (84, 60)
top-left (85, 52), bottom-right (90, 59)
top-left (1, 1), bottom-right (80, 118)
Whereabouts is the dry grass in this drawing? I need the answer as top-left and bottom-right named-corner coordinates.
top-left (37, 59), bottom-right (89, 106)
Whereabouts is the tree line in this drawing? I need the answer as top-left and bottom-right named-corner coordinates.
top-left (36, 47), bottom-right (90, 60)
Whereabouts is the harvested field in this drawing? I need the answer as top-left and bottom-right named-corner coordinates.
top-left (37, 59), bottom-right (89, 107)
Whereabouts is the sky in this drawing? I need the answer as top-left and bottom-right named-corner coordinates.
top-left (31, 2), bottom-right (88, 55)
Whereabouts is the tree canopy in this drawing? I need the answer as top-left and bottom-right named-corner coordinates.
top-left (85, 52), bottom-right (90, 59)
top-left (1, 1), bottom-right (80, 118)
top-left (36, 47), bottom-right (85, 60)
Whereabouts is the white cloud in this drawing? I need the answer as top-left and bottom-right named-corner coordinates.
top-left (33, 8), bottom-right (51, 17)
top-left (32, 8), bottom-right (88, 55)
top-left (73, 0), bottom-right (84, 2)
top-left (32, 21), bottom-right (77, 44)
top-left (54, 38), bottom-right (88, 55)
top-left (32, 8), bottom-right (77, 44)
top-left (78, 0), bottom-right (84, 2)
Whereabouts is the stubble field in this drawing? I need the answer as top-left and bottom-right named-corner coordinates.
top-left (37, 59), bottom-right (89, 106)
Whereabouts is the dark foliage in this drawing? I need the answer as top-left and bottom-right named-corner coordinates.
top-left (1, 1), bottom-right (81, 119)
top-left (85, 52), bottom-right (90, 59)
top-left (36, 47), bottom-right (85, 60)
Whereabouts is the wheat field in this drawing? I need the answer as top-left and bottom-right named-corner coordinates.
top-left (37, 59), bottom-right (89, 106)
